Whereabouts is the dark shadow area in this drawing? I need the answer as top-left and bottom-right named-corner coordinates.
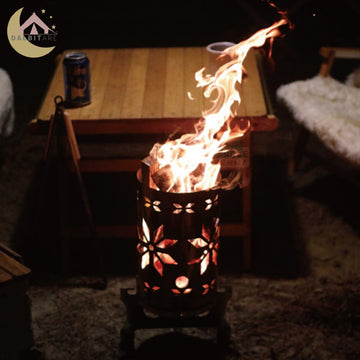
top-left (10, 160), bottom-right (62, 273)
top-left (251, 155), bottom-right (310, 278)
top-left (11, 160), bottom-right (140, 276)
top-left (130, 331), bottom-right (227, 360)
top-left (296, 173), bottom-right (360, 236)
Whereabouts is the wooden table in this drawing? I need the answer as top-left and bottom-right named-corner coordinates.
top-left (31, 47), bottom-right (278, 272)
top-left (30, 47), bottom-right (277, 134)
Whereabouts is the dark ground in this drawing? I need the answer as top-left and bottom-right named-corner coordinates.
top-left (1, 1), bottom-right (360, 359)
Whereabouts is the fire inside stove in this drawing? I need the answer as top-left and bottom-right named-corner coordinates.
top-left (137, 170), bottom-right (221, 316)
top-left (132, 6), bottom-right (291, 318)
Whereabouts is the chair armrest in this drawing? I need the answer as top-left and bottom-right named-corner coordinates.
top-left (319, 46), bottom-right (360, 77)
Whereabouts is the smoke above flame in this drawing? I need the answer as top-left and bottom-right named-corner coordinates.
top-left (149, 9), bottom-right (291, 193)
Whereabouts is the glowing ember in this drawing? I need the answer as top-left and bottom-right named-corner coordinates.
top-left (148, 9), bottom-right (290, 193)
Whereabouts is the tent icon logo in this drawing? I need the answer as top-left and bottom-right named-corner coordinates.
top-left (19, 11), bottom-right (56, 36)
top-left (7, 7), bottom-right (57, 58)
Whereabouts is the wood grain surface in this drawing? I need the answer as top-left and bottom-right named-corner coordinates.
top-left (32, 47), bottom-right (270, 134)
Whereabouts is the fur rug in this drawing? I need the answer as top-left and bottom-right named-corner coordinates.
top-left (0, 68), bottom-right (15, 137)
top-left (276, 71), bottom-right (360, 166)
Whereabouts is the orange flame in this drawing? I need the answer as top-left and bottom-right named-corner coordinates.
top-left (149, 13), bottom-right (290, 193)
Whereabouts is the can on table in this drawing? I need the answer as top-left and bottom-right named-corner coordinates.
top-left (63, 51), bottom-right (91, 107)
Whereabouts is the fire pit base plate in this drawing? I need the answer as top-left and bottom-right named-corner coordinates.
top-left (120, 286), bottom-right (232, 355)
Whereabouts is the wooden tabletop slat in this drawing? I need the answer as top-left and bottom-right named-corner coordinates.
top-left (120, 48), bottom-right (149, 119)
top-left (241, 50), bottom-right (267, 116)
top-left (141, 47), bottom-right (167, 119)
top-left (79, 49), bottom-right (115, 119)
top-left (183, 47), bottom-right (204, 119)
top-left (32, 47), bottom-right (272, 134)
top-left (100, 48), bottom-right (132, 119)
top-left (163, 47), bottom-right (185, 118)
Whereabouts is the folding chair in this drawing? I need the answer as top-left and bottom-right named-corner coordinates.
top-left (277, 46), bottom-right (360, 184)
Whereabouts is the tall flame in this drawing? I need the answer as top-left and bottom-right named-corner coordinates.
top-left (149, 12), bottom-right (290, 193)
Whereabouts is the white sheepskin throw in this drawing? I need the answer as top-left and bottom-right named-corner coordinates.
top-left (276, 73), bottom-right (360, 166)
top-left (0, 68), bottom-right (15, 137)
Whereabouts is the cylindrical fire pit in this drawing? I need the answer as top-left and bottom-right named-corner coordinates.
top-left (136, 170), bottom-right (222, 317)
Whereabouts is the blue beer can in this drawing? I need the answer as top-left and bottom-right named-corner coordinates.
top-left (63, 51), bottom-right (91, 107)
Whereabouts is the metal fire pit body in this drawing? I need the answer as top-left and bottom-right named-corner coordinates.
top-left (136, 172), bottom-right (222, 317)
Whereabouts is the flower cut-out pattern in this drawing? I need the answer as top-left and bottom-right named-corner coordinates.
top-left (144, 196), bottom-right (161, 212)
top-left (202, 279), bottom-right (216, 295)
top-left (137, 219), bottom-right (178, 276)
top-left (187, 219), bottom-right (220, 274)
top-left (172, 202), bottom-right (195, 214)
top-left (205, 194), bottom-right (219, 211)
top-left (143, 281), bottom-right (160, 293)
